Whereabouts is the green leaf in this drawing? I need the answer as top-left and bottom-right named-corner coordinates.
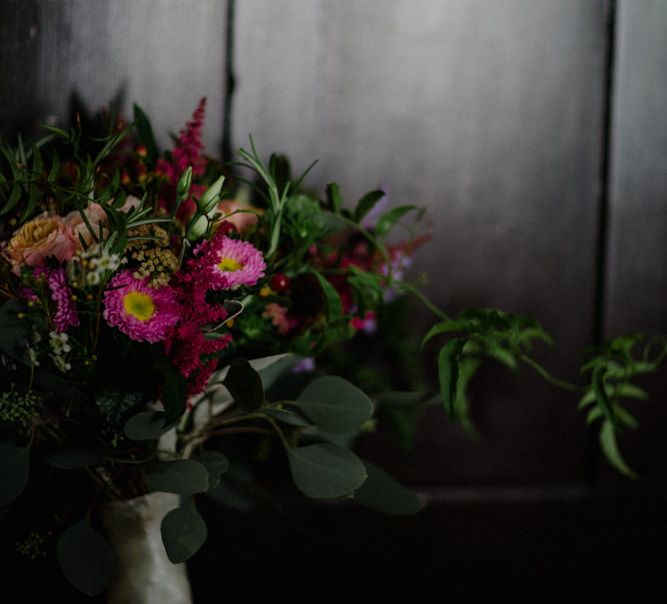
top-left (354, 460), bottom-right (423, 515)
top-left (133, 103), bottom-right (159, 162)
top-left (194, 450), bottom-right (229, 489)
top-left (47, 449), bottom-right (100, 469)
top-left (161, 501), bottom-right (208, 563)
top-left (0, 184), bottom-right (22, 217)
top-left (154, 361), bottom-right (187, 424)
top-left (124, 411), bottom-right (172, 441)
top-left (325, 182), bottom-right (343, 214)
top-left (223, 357), bottom-right (265, 411)
top-left (297, 375), bottom-right (373, 433)
top-left (95, 389), bottom-right (143, 424)
top-left (262, 407), bottom-right (312, 427)
top-left (421, 320), bottom-right (471, 347)
top-left (374, 204), bottom-right (417, 237)
top-left (144, 460), bottom-right (210, 495)
top-left (311, 270), bottom-right (343, 322)
top-left (592, 367), bottom-right (615, 425)
top-left (599, 420), bottom-right (637, 478)
top-left (438, 338), bottom-right (466, 416)
top-left (253, 353), bottom-right (300, 391)
top-left (288, 443), bottom-right (367, 499)
top-left (56, 519), bottom-right (115, 596)
top-left (0, 442), bottom-right (30, 505)
top-left (354, 189), bottom-right (385, 222)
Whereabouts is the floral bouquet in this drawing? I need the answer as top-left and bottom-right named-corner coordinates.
top-left (1, 100), bottom-right (664, 601)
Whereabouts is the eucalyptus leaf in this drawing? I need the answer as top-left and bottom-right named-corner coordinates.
top-left (155, 361), bottom-right (187, 424)
top-left (0, 442), bottom-right (30, 505)
top-left (288, 443), bottom-right (367, 499)
top-left (124, 411), bottom-right (172, 441)
top-left (144, 460), bottom-right (210, 495)
top-left (223, 357), bottom-right (265, 411)
top-left (297, 375), bottom-right (373, 433)
top-left (194, 450), bottom-right (230, 489)
top-left (354, 460), bottom-right (423, 515)
top-left (161, 502), bottom-right (208, 563)
top-left (56, 519), bottom-right (115, 596)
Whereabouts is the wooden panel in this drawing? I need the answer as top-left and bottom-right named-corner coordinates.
top-left (0, 0), bottom-right (227, 152)
top-left (604, 0), bottom-right (667, 484)
top-left (233, 0), bottom-right (608, 484)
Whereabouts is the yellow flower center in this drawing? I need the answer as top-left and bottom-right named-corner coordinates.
top-left (123, 291), bottom-right (155, 322)
top-left (218, 257), bottom-right (243, 272)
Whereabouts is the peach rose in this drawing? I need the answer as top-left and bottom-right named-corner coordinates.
top-left (4, 213), bottom-right (77, 274)
top-left (64, 203), bottom-right (109, 248)
top-left (217, 199), bottom-right (261, 233)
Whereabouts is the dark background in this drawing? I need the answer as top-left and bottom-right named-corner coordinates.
top-left (1, 0), bottom-right (666, 600)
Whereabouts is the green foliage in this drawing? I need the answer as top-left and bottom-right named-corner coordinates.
top-left (56, 519), bottom-right (115, 596)
top-left (423, 308), bottom-right (552, 422)
top-left (124, 411), bottom-right (172, 441)
top-left (354, 460), bottom-right (423, 515)
top-left (194, 450), bottom-right (230, 489)
top-left (46, 449), bottom-right (101, 470)
top-left (579, 334), bottom-right (667, 477)
top-left (95, 389), bottom-right (143, 425)
top-left (296, 375), bottom-right (374, 434)
top-left (288, 442), bottom-right (367, 499)
top-left (144, 460), bottom-right (210, 495)
top-left (160, 501), bottom-right (208, 563)
top-left (222, 357), bottom-right (265, 411)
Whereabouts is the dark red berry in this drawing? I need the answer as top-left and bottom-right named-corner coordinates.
top-left (270, 273), bottom-right (290, 293)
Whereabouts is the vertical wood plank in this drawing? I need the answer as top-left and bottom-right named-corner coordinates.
top-left (233, 0), bottom-right (608, 484)
top-left (604, 0), bottom-right (667, 483)
top-left (1, 0), bottom-right (227, 152)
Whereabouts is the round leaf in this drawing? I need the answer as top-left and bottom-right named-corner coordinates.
top-left (161, 502), bottom-right (208, 563)
top-left (144, 460), bottom-right (210, 495)
top-left (124, 411), bottom-right (171, 441)
top-left (223, 358), bottom-right (265, 411)
top-left (288, 443), bottom-right (367, 499)
top-left (297, 376), bottom-right (373, 433)
top-left (354, 460), bottom-right (423, 515)
top-left (56, 519), bottom-right (115, 596)
top-left (195, 451), bottom-right (230, 489)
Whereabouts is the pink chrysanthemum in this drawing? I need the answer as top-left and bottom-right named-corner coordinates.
top-left (103, 271), bottom-right (180, 343)
top-left (189, 233), bottom-right (266, 290)
top-left (34, 267), bottom-right (79, 333)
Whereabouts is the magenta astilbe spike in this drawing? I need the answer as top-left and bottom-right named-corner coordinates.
top-left (157, 98), bottom-right (208, 185)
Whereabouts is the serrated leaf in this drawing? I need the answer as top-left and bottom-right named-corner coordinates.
top-left (223, 357), bottom-right (264, 411)
top-left (297, 375), bottom-right (373, 433)
top-left (599, 420), bottom-right (637, 478)
top-left (161, 502), bottom-right (208, 563)
top-left (288, 443), bottom-right (367, 499)
top-left (354, 189), bottom-right (385, 222)
top-left (144, 460), bottom-right (210, 495)
top-left (438, 338), bottom-right (466, 417)
top-left (194, 450), bottom-right (230, 489)
top-left (354, 460), bottom-right (423, 515)
top-left (374, 204), bottom-right (417, 237)
top-left (592, 367), bottom-right (615, 425)
top-left (133, 103), bottom-right (159, 162)
top-left (47, 449), bottom-right (101, 469)
top-left (56, 519), bottom-right (115, 596)
top-left (421, 320), bottom-right (471, 347)
top-left (0, 442), bottom-right (30, 505)
top-left (311, 270), bottom-right (343, 322)
top-left (325, 182), bottom-right (343, 214)
top-left (124, 411), bottom-right (172, 441)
